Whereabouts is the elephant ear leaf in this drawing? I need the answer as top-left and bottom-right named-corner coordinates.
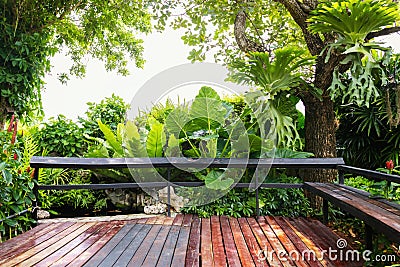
top-left (146, 121), bottom-right (166, 157)
top-left (205, 170), bottom-right (234, 191)
top-left (189, 86), bottom-right (226, 131)
top-left (98, 120), bottom-right (123, 156)
top-left (165, 134), bottom-right (181, 157)
top-left (165, 108), bottom-right (190, 138)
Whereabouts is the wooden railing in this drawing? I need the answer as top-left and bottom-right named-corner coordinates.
top-left (29, 156), bottom-right (345, 218)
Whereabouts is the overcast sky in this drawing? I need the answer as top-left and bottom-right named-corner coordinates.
top-left (42, 30), bottom-right (400, 121)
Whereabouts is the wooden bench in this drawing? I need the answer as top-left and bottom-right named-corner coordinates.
top-left (305, 165), bottom-right (400, 249)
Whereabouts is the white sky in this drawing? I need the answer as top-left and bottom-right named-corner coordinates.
top-left (42, 30), bottom-right (400, 121)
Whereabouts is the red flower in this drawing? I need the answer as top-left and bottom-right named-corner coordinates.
top-left (386, 160), bottom-right (394, 171)
top-left (13, 153), bottom-right (18, 160)
top-left (11, 120), bottom-right (17, 144)
top-left (7, 115), bottom-right (15, 132)
top-left (18, 169), bottom-right (22, 174)
top-left (26, 166), bottom-right (31, 173)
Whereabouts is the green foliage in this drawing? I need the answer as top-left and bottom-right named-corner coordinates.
top-left (79, 94), bottom-right (129, 138)
top-left (308, 0), bottom-right (399, 44)
top-left (0, 128), bottom-right (37, 241)
top-left (150, 0), bottom-right (303, 63)
top-left (346, 176), bottom-right (400, 202)
top-left (308, 0), bottom-right (399, 106)
top-left (336, 54), bottom-right (400, 168)
top-left (230, 47), bottom-right (315, 96)
top-left (36, 115), bottom-right (85, 157)
top-left (0, 0), bottom-right (151, 123)
top-left (38, 169), bottom-right (108, 212)
top-left (182, 176), bottom-right (312, 218)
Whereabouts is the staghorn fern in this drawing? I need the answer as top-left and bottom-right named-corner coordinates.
top-left (308, 0), bottom-right (399, 107)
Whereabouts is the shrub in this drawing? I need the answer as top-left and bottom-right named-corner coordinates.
top-left (36, 115), bottom-right (85, 157)
top-left (0, 121), bottom-right (37, 241)
top-left (79, 94), bottom-right (129, 138)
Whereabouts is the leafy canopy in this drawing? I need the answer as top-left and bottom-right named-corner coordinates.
top-left (0, 0), bottom-right (151, 122)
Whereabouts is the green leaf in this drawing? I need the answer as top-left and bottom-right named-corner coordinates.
top-left (146, 121), bottom-right (166, 157)
top-left (165, 134), bottom-right (180, 157)
top-left (165, 108), bottom-right (190, 137)
top-left (2, 169), bottom-right (12, 185)
top-left (97, 120), bottom-right (123, 156)
top-left (189, 86), bottom-right (226, 131)
top-left (205, 170), bottom-right (234, 190)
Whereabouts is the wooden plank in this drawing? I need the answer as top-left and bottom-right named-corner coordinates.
top-left (336, 184), bottom-right (400, 217)
top-left (127, 224), bottom-right (162, 266)
top-left (229, 217), bottom-right (256, 267)
top-left (301, 218), bottom-right (363, 267)
top-left (200, 218), bottom-right (214, 267)
top-left (0, 222), bottom-right (70, 261)
top-left (0, 222), bottom-right (82, 266)
top-left (142, 225), bottom-right (171, 266)
top-left (220, 216), bottom-right (242, 267)
top-left (98, 223), bottom-right (145, 267)
top-left (146, 216), bottom-right (159, 225)
top-left (185, 215), bottom-right (201, 267)
top-left (34, 223), bottom-right (104, 267)
top-left (283, 217), bottom-right (335, 267)
top-left (273, 217), bottom-right (323, 267)
top-left (183, 214), bottom-right (193, 227)
top-left (173, 213), bottom-right (184, 226)
top-left (163, 216), bottom-right (175, 225)
top-left (83, 223), bottom-right (136, 267)
top-left (290, 218), bottom-right (348, 267)
top-left (248, 217), bottom-right (283, 267)
top-left (0, 222), bottom-right (48, 252)
top-left (137, 217), bottom-right (149, 224)
top-left (170, 221), bottom-right (191, 266)
top-left (156, 225), bottom-right (181, 267)
top-left (210, 216), bottom-right (227, 267)
top-left (305, 183), bottom-right (400, 243)
top-left (65, 221), bottom-right (125, 266)
top-left (237, 217), bottom-right (266, 267)
top-left (264, 216), bottom-right (310, 267)
top-left (16, 222), bottom-right (96, 267)
top-left (51, 222), bottom-right (117, 266)
top-left (113, 224), bottom-right (152, 267)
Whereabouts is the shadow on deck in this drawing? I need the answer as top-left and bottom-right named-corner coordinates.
top-left (0, 215), bottom-right (362, 266)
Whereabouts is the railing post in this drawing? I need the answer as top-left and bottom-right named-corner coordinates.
top-left (338, 169), bottom-right (345, 185)
top-left (322, 199), bottom-right (329, 224)
top-left (365, 224), bottom-right (373, 250)
top-left (256, 168), bottom-right (260, 218)
top-left (167, 167), bottom-right (171, 217)
top-left (32, 168), bottom-right (39, 223)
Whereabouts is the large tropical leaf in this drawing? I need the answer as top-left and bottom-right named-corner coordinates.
top-left (146, 121), bottom-right (166, 157)
top-left (97, 120), bottom-right (123, 156)
top-left (189, 86), bottom-right (226, 131)
top-left (229, 47), bottom-right (315, 97)
top-left (308, 0), bottom-right (399, 44)
top-left (165, 107), bottom-right (190, 137)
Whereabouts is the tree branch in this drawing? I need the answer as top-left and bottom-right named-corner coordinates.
top-left (366, 26), bottom-right (400, 40)
top-left (274, 0), bottom-right (324, 55)
top-left (234, 10), bottom-right (267, 53)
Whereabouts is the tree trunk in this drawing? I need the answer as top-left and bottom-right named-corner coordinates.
top-left (303, 94), bottom-right (337, 209)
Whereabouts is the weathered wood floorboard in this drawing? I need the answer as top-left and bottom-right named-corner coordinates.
top-left (0, 215), bottom-right (363, 266)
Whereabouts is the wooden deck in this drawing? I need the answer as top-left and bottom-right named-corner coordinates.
top-left (0, 215), bottom-right (362, 266)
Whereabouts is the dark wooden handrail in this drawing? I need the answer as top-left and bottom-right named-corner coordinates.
top-left (338, 165), bottom-right (400, 184)
top-left (30, 156), bottom-right (345, 169)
